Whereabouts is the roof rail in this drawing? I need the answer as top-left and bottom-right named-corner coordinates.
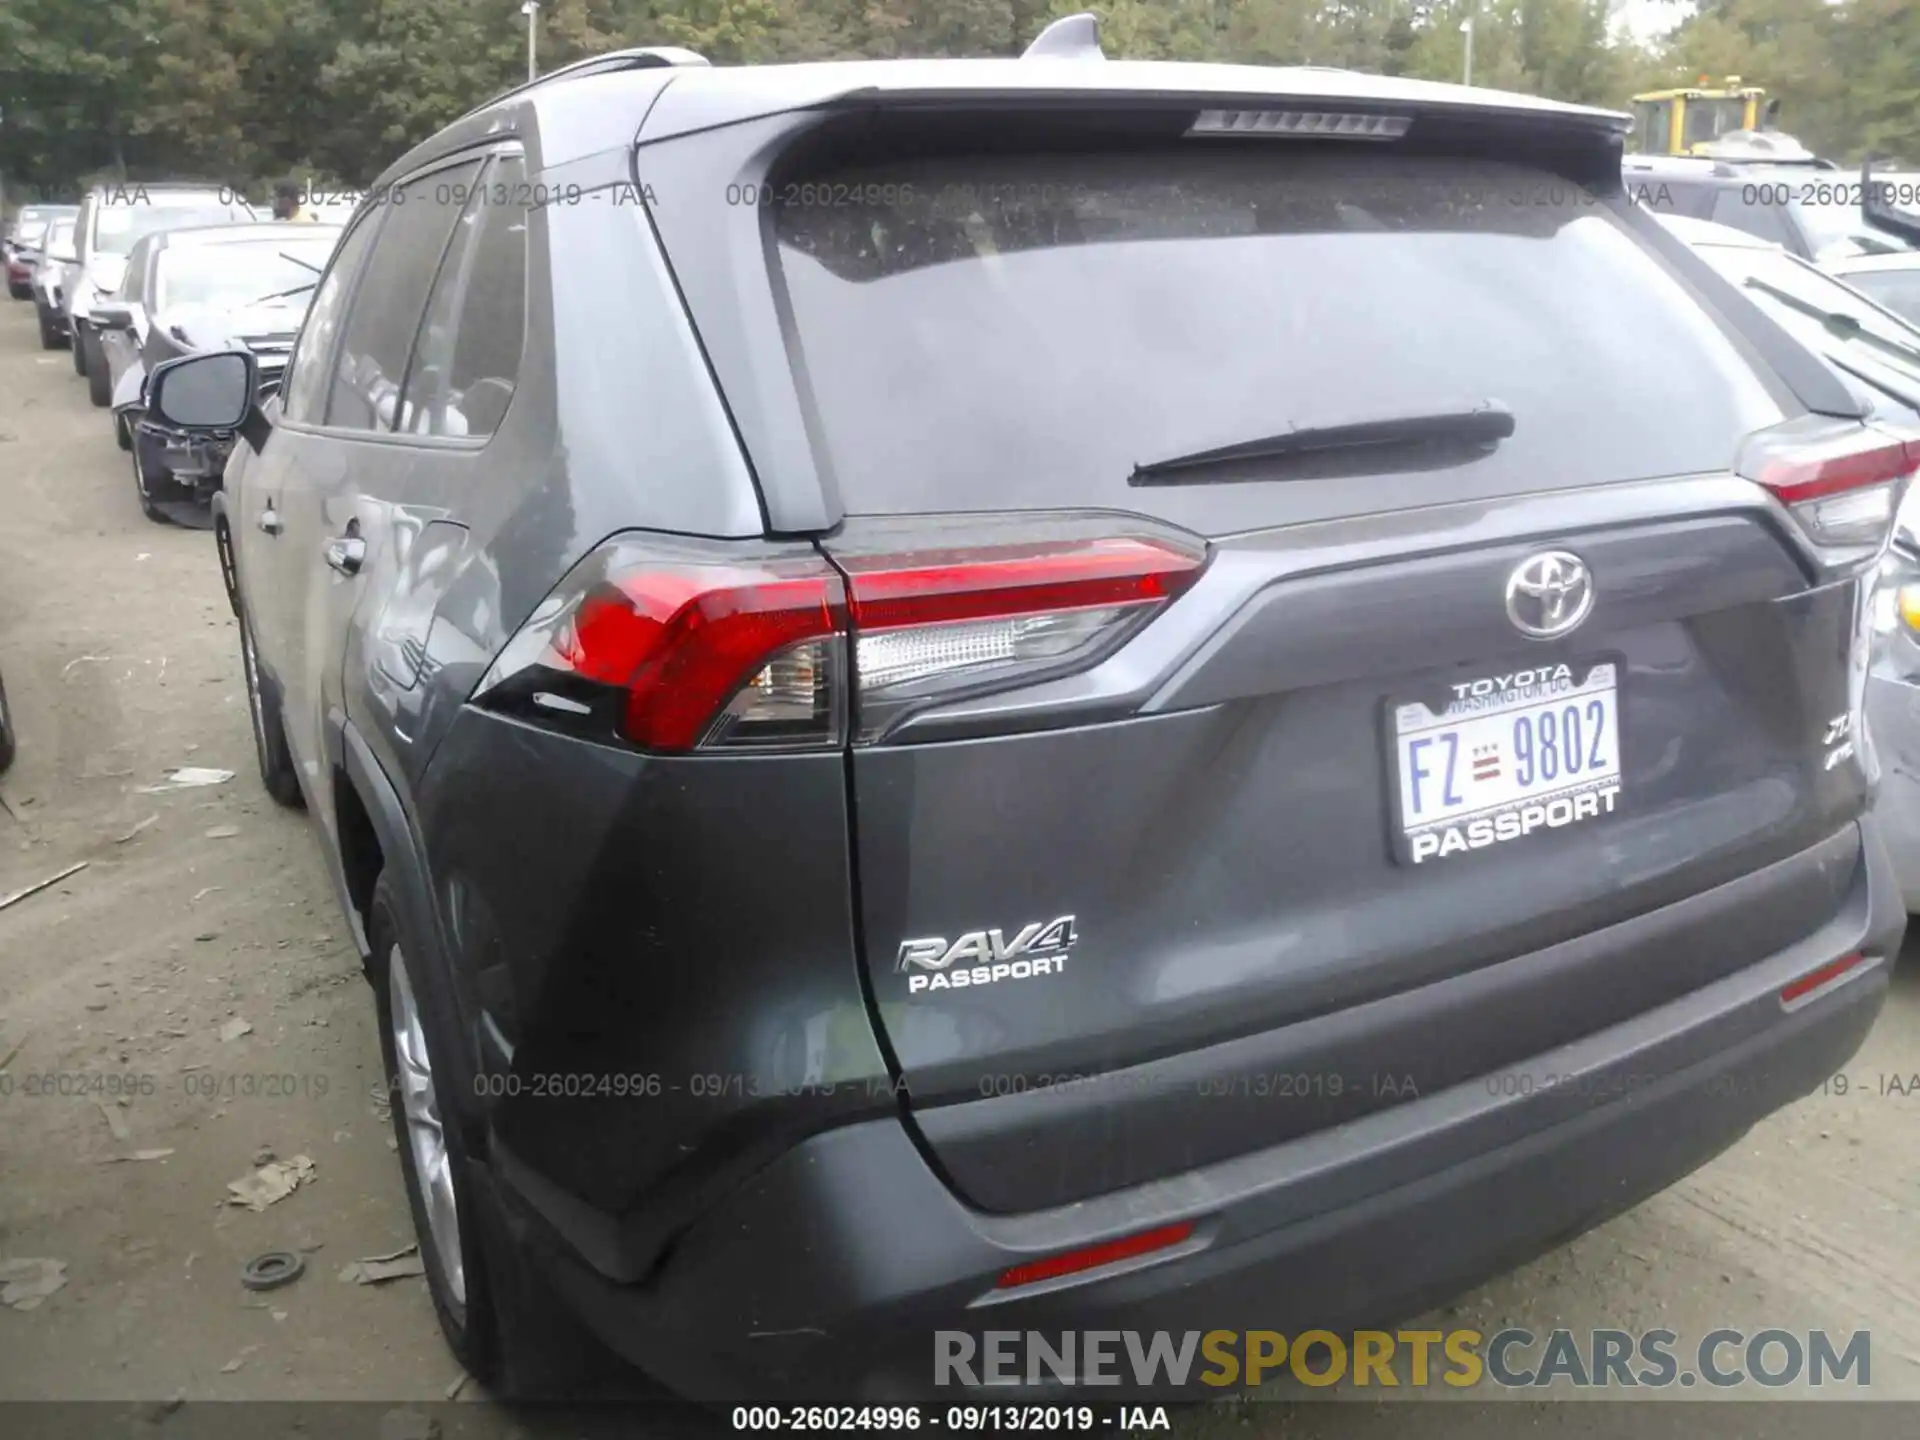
top-left (455, 46), bottom-right (709, 124)
top-left (1022, 13), bottom-right (1105, 61)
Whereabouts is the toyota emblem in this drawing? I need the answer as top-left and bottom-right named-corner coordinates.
top-left (1505, 551), bottom-right (1594, 640)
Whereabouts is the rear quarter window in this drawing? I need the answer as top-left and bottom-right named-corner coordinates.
top-left (770, 149), bottom-right (1786, 522)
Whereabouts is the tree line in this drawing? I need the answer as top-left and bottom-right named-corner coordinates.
top-left (0, 0), bottom-right (1913, 197)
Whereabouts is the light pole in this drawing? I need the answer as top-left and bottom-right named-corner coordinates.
top-left (1460, 15), bottom-right (1474, 87)
top-left (521, 0), bottom-right (540, 83)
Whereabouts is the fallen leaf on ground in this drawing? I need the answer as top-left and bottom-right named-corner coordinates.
top-left (137, 767), bottom-right (235, 792)
top-left (204, 825), bottom-right (241, 839)
top-left (95, 1099), bottom-right (131, 1141)
top-left (0, 1258), bottom-right (68, 1310)
top-left (105, 1149), bottom-right (176, 1163)
top-left (219, 1018), bottom-right (253, 1042)
top-left (339, 1242), bottom-right (424, 1285)
top-left (220, 1344), bottom-right (261, 1374)
top-left (226, 1155), bottom-right (315, 1212)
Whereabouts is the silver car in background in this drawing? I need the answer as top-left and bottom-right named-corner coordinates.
top-left (1660, 212), bottom-right (1920, 910)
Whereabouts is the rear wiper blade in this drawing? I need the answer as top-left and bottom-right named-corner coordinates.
top-left (248, 280), bottom-right (317, 306)
top-left (1743, 277), bottom-right (1920, 370)
top-left (278, 251), bottom-right (324, 274)
top-left (1131, 401), bottom-right (1515, 485)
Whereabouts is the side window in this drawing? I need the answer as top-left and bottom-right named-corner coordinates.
top-left (326, 160), bottom-right (484, 432)
top-left (121, 244), bottom-right (146, 304)
top-left (1657, 182), bottom-right (1716, 220)
top-left (402, 153), bottom-right (529, 440)
top-left (1711, 189), bottom-right (1793, 248)
top-left (1639, 103), bottom-right (1671, 154)
top-left (281, 213), bottom-right (382, 425)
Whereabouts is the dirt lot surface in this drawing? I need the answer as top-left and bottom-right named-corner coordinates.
top-left (2, 297), bottom-right (1919, 1432)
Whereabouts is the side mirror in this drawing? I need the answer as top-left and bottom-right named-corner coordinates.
top-left (148, 350), bottom-right (257, 432)
top-left (92, 304), bottom-right (135, 331)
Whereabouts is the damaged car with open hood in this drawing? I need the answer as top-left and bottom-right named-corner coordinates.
top-left (93, 221), bottom-right (342, 525)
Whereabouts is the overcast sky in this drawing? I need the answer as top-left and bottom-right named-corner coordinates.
top-left (1612, 0), bottom-right (1690, 46)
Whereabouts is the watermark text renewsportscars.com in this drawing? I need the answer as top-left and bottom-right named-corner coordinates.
top-left (935, 1328), bottom-right (1871, 1390)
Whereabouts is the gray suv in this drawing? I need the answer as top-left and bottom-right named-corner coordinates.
top-left (147, 29), bottom-right (1908, 1401)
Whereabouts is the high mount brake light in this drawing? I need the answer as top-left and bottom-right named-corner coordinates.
top-left (1186, 109), bottom-right (1411, 141)
top-left (1737, 419), bottom-right (1920, 552)
top-left (474, 531), bottom-right (1207, 753)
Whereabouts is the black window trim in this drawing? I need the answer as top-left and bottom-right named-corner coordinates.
top-left (279, 143), bottom-right (503, 447)
top-left (1615, 199), bottom-right (1867, 419)
top-left (388, 140), bottom-right (530, 450)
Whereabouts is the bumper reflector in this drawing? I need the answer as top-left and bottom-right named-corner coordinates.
top-left (995, 1220), bottom-right (1196, 1291)
top-left (1779, 951), bottom-right (1868, 1006)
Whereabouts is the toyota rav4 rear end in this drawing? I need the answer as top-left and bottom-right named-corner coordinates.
top-left (429, 56), bottom-right (1907, 1400)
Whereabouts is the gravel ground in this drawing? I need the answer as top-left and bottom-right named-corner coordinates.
top-left (2, 296), bottom-right (1917, 1431)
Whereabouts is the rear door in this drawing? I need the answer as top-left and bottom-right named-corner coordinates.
top-left (297, 157), bottom-right (485, 789)
top-left (756, 137), bottom-right (1886, 1208)
top-left (234, 207), bottom-right (383, 792)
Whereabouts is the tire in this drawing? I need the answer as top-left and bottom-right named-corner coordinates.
top-left (367, 874), bottom-right (606, 1397)
top-left (71, 324), bottom-right (87, 375)
top-left (36, 303), bottom-right (63, 351)
top-left (85, 332), bottom-right (111, 406)
top-left (235, 593), bottom-right (303, 808)
top-left (115, 411), bottom-right (133, 453)
top-left (8, 282), bottom-right (30, 302)
top-left (0, 669), bottom-right (15, 775)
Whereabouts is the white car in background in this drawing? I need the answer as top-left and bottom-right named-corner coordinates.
top-left (1827, 252), bottom-right (1920, 331)
top-left (1658, 212), bottom-right (1920, 910)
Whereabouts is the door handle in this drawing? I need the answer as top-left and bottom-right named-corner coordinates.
top-left (257, 506), bottom-right (282, 536)
top-left (325, 535), bottom-right (367, 576)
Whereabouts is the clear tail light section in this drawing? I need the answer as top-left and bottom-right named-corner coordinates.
top-left (834, 518), bottom-right (1207, 741)
top-left (474, 518), bottom-right (1207, 754)
top-left (1737, 415), bottom-right (1920, 560)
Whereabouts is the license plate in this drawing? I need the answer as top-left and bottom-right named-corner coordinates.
top-left (1391, 662), bottom-right (1622, 866)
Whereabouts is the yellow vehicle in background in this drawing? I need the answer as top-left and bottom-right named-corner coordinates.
top-left (1632, 79), bottom-right (1779, 156)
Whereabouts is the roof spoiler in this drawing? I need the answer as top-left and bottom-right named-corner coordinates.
top-left (1862, 155), bottom-right (1920, 247)
top-left (1022, 13), bottom-right (1105, 61)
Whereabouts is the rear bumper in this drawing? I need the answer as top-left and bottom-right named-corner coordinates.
top-left (489, 820), bottom-right (1902, 1401)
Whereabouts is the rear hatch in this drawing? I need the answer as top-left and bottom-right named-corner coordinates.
top-left (707, 104), bottom-right (1900, 1212)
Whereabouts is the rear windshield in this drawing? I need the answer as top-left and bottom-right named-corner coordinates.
top-left (92, 197), bottom-right (251, 255)
top-left (1844, 268), bottom-right (1920, 329)
top-left (772, 150), bottom-right (1785, 518)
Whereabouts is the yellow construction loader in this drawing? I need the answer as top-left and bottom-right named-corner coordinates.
top-left (1631, 79), bottom-right (1779, 156)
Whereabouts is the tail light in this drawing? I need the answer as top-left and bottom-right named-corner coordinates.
top-left (836, 523), bottom-right (1205, 741)
top-left (473, 541), bottom-right (848, 752)
top-left (1737, 416), bottom-right (1920, 556)
top-left (473, 520), bottom-right (1207, 753)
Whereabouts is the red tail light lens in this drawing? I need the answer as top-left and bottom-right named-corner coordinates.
top-left (1738, 418), bottom-right (1920, 551)
top-left (475, 523), bottom-right (1207, 753)
top-left (475, 543), bottom-right (846, 752)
